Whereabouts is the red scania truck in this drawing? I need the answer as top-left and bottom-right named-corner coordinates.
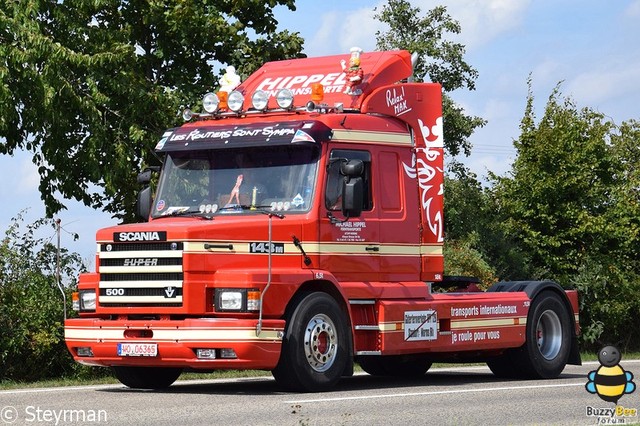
top-left (64, 50), bottom-right (580, 392)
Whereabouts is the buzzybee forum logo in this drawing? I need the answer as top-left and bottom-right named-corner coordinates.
top-left (586, 346), bottom-right (636, 403)
top-left (585, 345), bottom-right (637, 422)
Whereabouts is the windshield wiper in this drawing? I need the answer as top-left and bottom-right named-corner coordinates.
top-left (155, 209), bottom-right (214, 220)
top-left (218, 204), bottom-right (285, 218)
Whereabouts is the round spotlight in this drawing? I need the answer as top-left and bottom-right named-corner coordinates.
top-left (251, 90), bottom-right (269, 111)
top-left (182, 108), bottom-right (193, 121)
top-left (275, 88), bottom-right (294, 109)
top-left (202, 92), bottom-right (220, 113)
top-left (227, 90), bottom-right (245, 112)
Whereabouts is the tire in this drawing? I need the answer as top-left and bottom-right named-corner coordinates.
top-left (272, 292), bottom-right (352, 392)
top-left (496, 290), bottom-right (571, 379)
top-left (112, 366), bottom-right (183, 389)
top-left (359, 355), bottom-right (432, 377)
top-left (520, 290), bottom-right (571, 378)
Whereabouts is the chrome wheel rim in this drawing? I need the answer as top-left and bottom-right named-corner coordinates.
top-left (536, 309), bottom-right (562, 360)
top-left (304, 313), bottom-right (338, 372)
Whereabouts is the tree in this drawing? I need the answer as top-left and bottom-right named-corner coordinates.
top-left (492, 83), bottom-right (616, 282)
top-left (374, 0), bottom-right (485, 156)
top-left (0, 1), bottom-right (304, 221)
top-left (0, 212), bottom-right (85, 381)
top-left (444, 165), bottom-right (533, 281)
top-left (491, 82), bottom-right (640, 349)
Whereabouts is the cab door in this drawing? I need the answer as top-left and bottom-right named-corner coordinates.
top-left (319, 147), bottom-right (380, 282)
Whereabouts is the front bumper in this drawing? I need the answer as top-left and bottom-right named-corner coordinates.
top-left (64, 317), bottom-right (285, 370)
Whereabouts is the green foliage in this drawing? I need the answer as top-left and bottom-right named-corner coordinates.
top-left (443, 236), bottom-right (497, 289)
top-left (374, 0), bottom-right (486, 156)
top-left (492, 83), bottom-right (616, 283)
top-left (489, 82), bottom-right (640, 349)
top-left (0, 212), bottom-right (87, 381)
top-left (571, 256), bottom-right (640, 351)
top-left (0, 1), bottom-right (303, 221)
top-left (444, 164), bottom-right (534, 280)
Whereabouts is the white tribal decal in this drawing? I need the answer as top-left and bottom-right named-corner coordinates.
top-left (402, 117), bottom-right (444, 242)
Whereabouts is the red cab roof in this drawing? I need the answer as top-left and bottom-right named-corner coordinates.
top-left (237, 50), bottom-right (413, 110)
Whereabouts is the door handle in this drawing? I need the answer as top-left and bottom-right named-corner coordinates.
top-left (365, 246), bottom-right (380, 252)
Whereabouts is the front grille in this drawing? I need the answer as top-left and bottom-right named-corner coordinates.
top-left (100, 272), bottom-right (183, 281)
top-left (99, 288), bottom-right (183, 297)
top-left (100, 303), bottom-right (183, 308)
top-left (100, 258), bottom-right (183, 267)
top-left (100, 242), bottom-right (184, 252)
top-left (98, 241), bottom-right (184, 307)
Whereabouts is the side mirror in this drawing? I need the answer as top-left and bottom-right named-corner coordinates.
top-left (342, 177), bottom-right (363, 217)
top-left (136, 167), bottom-right (159, 221)
top-left (341, 159), bottom-right (364, 218)
top-left (136, 186), bottom-right (152, 221)
top-left (137, 169), bottom-right (153, 184)
top-left (340, 159), bottom-right (364, 178)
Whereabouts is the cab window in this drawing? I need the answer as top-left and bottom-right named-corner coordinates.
top-left (325, 149), bottom-right (372, 211)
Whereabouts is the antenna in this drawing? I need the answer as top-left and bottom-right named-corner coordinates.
top-left (55, 219), bottom-right (67, 320)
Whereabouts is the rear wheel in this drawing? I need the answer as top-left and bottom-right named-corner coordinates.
top-left (112, 366), bottom-right (182, 389)
top-left (487, 290), bottom-right (571, 379)
top-left (520, 290), bottom-right (571, 378)
top-left (359, 354), bottom-right (432, 377)
top-left (272, 292), bottom-right (351, 392)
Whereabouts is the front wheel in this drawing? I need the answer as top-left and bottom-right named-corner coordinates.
top-left (112, 366), bottom-right (182, 389)
top-left (272, 292), bottom-right (352, 392)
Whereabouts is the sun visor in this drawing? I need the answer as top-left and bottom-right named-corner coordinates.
top-left (155, 121), bottom-right (332, 152)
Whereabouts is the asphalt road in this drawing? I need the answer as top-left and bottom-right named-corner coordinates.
top-left (1, 361), bottom-right (639, 426)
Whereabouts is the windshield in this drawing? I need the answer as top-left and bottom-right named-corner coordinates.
top-left (152, 145), bottom-right (319, 217)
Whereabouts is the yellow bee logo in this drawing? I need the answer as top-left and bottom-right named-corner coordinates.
top-left (586, 345), bottom-right (636, 403)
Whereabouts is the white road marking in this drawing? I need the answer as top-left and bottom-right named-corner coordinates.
top-left (285, 382), bottom-right (586, 404)
top-left (0, 384), bottom-right (123, 395)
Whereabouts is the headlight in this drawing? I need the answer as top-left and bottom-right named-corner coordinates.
top-left (203, 92), bottom-right (220, 113)
top-left (251, 90), bottom-right (269, 111)
top-left (275, 88), bottom-right (294, 109)
top-left (215, 289), bottom-right (260, 312)
top-left (80, 290), bottom-right (96, 311)
top-left (227, 91), bottom-right (245, 112)
top-left (220, 291), bottom-right (242, 310)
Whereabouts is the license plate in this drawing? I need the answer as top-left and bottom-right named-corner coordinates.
top-left (117, 343), bottom-right (158, 357)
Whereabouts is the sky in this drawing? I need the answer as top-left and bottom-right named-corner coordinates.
top-left (2, 0), bottom-right (640, 263)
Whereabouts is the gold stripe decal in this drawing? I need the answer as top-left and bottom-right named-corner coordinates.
top-left (332, 129), bottom-right (412, 145)
top-left (451, 317), bottom-right (527, 329)
top-left (377, 317), bottom-right (527, 333)
top-left (184, 241), bottom-right (443, 256)
top-left (65, 327), bottom-right (282, 341)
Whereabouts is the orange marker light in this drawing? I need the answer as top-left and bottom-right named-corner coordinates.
top-left (247, 290), bottom-right (261, 311)
top-left (217, 91), bottom-right (229, 110)
top-left (311, 83), bottom-right (324, 103)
